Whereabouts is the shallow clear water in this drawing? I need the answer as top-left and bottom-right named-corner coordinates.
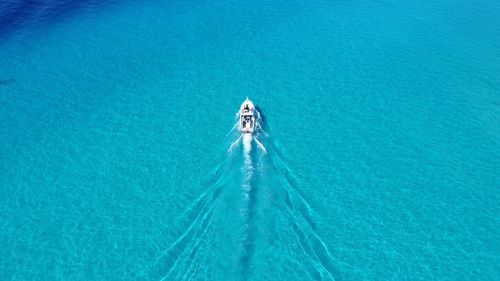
top-left (1, 0), bottom-right (499, 280)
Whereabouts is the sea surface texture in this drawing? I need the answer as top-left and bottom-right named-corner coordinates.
top-left (1, 0), bottom-right (499, 280)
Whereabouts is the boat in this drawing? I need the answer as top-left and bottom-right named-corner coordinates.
top-left (239, 98), bottom-right (255, 134)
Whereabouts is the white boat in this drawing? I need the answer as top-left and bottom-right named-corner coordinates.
top-left (239, 98), bottom-right (255, 134)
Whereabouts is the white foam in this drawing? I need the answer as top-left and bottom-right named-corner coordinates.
top-left (254, 137), bottom-right (267, 154)
top-left (227, 134), bottom-right (242, 154)
top-left (243, 134), bottom-right (253, 177)
top-left (243, 134), bottom-right (252, 155)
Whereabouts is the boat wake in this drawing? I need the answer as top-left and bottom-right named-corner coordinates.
top-left (148, 105), bottom-right (337, 281)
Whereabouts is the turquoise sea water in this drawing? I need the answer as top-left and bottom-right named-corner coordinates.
top-left (1, 0), bottom-right (499, 280)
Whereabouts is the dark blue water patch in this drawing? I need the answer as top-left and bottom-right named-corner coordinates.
top-left (0, 0), bottom-right (124, 38)
top-left (0, 78), bottom-right (15, 86)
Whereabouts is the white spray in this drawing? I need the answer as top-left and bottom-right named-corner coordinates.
top-left (241, 134), bottom-right (253, 201)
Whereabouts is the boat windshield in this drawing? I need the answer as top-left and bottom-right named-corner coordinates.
top-left (241, 115), bottom-right (253, 129)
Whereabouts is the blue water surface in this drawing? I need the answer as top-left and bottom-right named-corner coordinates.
top-left (1, 0), bottom-right (499, 280)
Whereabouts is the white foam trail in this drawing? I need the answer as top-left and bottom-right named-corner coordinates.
top-left (257, 126), bottom-right (269, 137)
top-left (242, 134), bottom-right (253, 201)
top-left (227, 134), bottom-right (242, 154)
top-left (254, 137), bottom-right (267, 154)
top-left (243, 134), bottom-right (252, 156)
top-left (243, 134), bottom-right (253, 179)
top-left (225, 121), bottom-right (240, 138)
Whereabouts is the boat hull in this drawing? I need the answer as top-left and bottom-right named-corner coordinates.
top-left (239, 98), bottom-right (255, 134)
